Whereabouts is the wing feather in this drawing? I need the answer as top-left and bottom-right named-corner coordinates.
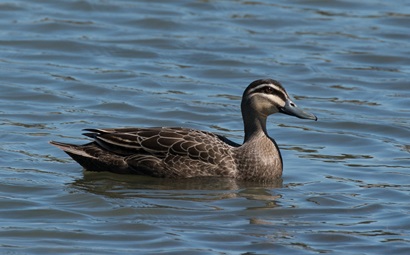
top-left (83, 127), bottom-right (238, 166)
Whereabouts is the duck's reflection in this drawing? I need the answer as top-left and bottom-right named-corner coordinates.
top-left (69, 170), bottom-right (283, 202)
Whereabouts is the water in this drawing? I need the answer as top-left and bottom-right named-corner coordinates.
top-left (1, 0), bottom-right (409, 254)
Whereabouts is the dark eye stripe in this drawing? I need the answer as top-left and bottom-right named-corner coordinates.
top-left (252, 86), bottom-right (287, 102)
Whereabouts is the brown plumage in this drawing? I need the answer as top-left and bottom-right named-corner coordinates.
top-left (50, 79), bottom-right (317, 181)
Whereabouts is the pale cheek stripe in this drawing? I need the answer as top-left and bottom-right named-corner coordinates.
top-left (248, 93), bottom-right (285, 108)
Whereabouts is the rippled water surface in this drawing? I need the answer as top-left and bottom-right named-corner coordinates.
top-left (1, 0), bottom-right (409, 254)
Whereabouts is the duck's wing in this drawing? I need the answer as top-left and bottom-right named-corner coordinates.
top-left (82, 127), bottom-right (239, 161)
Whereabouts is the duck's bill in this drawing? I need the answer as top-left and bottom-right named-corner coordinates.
top-left (279, 99), bottom-right (317, 121)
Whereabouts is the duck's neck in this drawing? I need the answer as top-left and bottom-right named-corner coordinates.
top-left (242, 109), bottom-right (268, 143)
top-left (238, 106), bottom-right (283, 181)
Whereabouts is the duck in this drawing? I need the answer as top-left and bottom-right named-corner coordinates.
top-left (50, 79), bottom-right (317, 181)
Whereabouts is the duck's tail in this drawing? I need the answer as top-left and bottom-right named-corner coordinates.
top-left (49, 141), bottom-right (130, 173)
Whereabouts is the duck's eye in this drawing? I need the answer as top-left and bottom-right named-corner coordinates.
top-left (264, 86), bottom-right (274, 94)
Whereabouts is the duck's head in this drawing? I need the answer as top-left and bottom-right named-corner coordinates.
top-left (241, 79), bottom-right (317, 121)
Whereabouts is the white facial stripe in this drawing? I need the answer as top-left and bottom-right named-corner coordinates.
top-left (247, 83), bottom-right (268, 94)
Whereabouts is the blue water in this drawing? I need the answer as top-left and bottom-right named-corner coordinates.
top-left (1, 0), bottom-right (409, 254)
